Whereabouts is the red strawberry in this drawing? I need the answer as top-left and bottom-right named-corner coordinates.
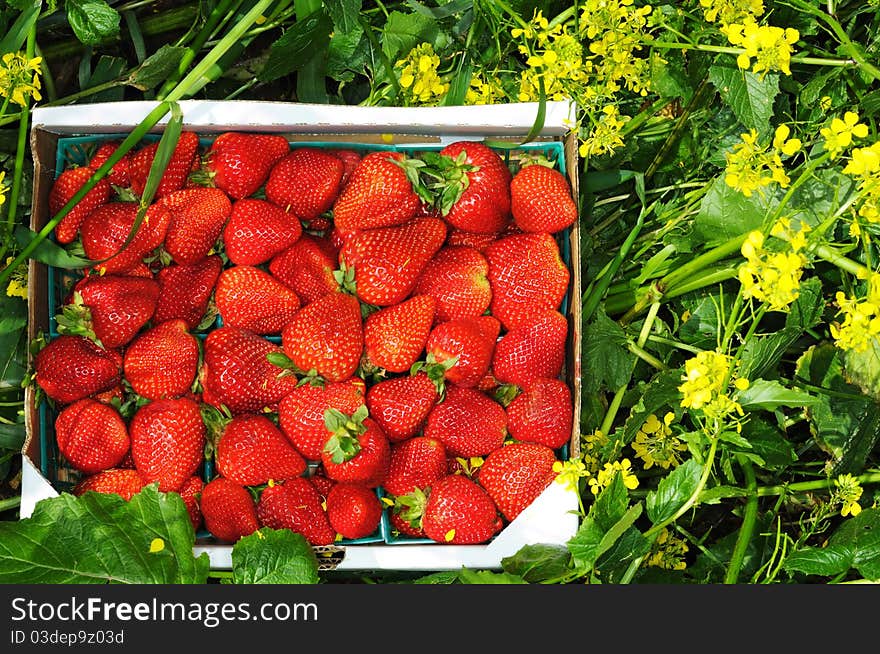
top-left (446, 228), bottom-right (498, 252)
top-left (49, 166), bottom-right (111, 244)
top-left (265, 147), bottom-right (345, 221)
top-left (321, 406), bottom-right (391, 487)
top-left (200, 476), bottom-right (260, 543)
top-left (278, 377), bottom-right (366, 460)
top-left (34, 335), bottom-right (122, 404)
top-left (325, 483), bottom-right (382, 540)
top-left (424, 315), bottom-right (500, 388)
top-left (339, 217), bottom-right (447, 306)
top-left (123, 319), bottom-right (200, 400)
top-left (129, 131), bottom-right (200, 198)
top-left (201, 326), bottom-right (300, 415)
top-left (424, 384), bottom-right (507, 458)
top-left (177, 475), bottom-right (204, 532)
top-left (256, 477), bottom-right (336, 546)
top-left (88, 140), bottom-right (131, 187)
top-left (364, 372), bottom-right (439, 443)
top-left (329, 149), bottom-right (362, 188)
top-left (55, 398), bottom-right (129, 474)
top-left (80, 202), bottom-right (171, 274)
top-left (413, 246), bottom-right (492, 323)
top-left (389, 507), bottom-right (428, 539)
top-left (476, 442), bottom-right (559, 521)
top-left (421, 474), bottom-right (502, 544)
top-left (332, 151), bottom-right (424, 231)
top-left (153, 255), bottom-right (223, 329)
top-left (205, 132), bottom-right (289, 199)
top-left (215, 413), bottom-right (307, 487)
top-left (73, 468), bottom-right (146, 501)
top-left (434, 141), bottom-right (512, 233)
top-left (331, 225), bottom-right (359, 251)
top-left (506, 377), bottom-right (573, 449)
top-left (59, 275), bottom-right (159, 349)
top-left (129, 396), bottom-right (206, 492)
top-left (214, 265), bottom-right (301, 335)
top-left (160, 187), bottom-right (233, 265)
top-left (281, 291), bottom-right (362, 382)
top-left (363, 295), bottom-right (435, 373)
top-left (223, 198), bottom-right (302, 265)
top-left (510, 163), bottom-right (577, 233)
top-left (382, 436), bottom-right (447, 497)
top-left (492, 310), bottom-right (567, 390)
top-left (485, 232), bottom-right (570, 330)
top-left (268, 234), bottom-right (340, 305)
top-left (309, 471), bottom-right (337, 501)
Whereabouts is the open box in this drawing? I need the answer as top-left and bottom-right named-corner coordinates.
top-left (22, 100), bottom-right (583, 572)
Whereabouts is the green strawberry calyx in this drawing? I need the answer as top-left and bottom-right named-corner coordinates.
top-left (393, 487), bottom-right (429, 530)
top-left (411, 353), bottom-right (458, 400)
top-left (201, 402), bottom-right (233, 458)
top-left (323, 405), bottom-right (369, 464)
top-left (55, 291), bottom-right (102, 347)
top-left (333, 259), bottom-right (357, 296)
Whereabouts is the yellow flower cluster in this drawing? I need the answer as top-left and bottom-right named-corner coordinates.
top-left (514, 11), bottom-right (588, 103)
top-left (579, 105), bottom-right (629, 158)
top-left (699, 0), bottom-right (764, 26)
top-left (833, 473), bottom-right (863, 518)
top-left (4, 256), bottom-right (27, 300)
top-left (588, 458), bottom-right (639, 496)
top-left (724, 124), bottom-right (801, 197)
top-left (822, 111), bottom-right (869, 159)
top-left (844, 141), bottom-right (880, 224)
top-left (0, 52), bottom-right (42, 107)
top-left (723, 21), bottom-right (799, 77)
top-left (552, 458), bottom-right (588, 493)
top-left (465, 73), bottom-right (506, 105)
top-left (738, 218), bottom-right (810, 312)
top-left (395, 43), bottom-right (449, 106)
top-left (678, 350), bottom-right (749, 421)
top-left (581, 428), bottom-right (611, 475)
top-left (631, 412), bottom-right (688, 470)
top-left (830, 272), bottom-right (880, 353)
top-left (645, 528), bottom-right (689, 571)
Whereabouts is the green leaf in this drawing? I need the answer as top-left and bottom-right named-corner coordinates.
top-left (66, 0), bottom-right (121, 46)
top-left (80, 55), bottom-right (127, 102)
top-left (829, 508), bottom-right (880, 580)
top-left (740, 418), bottom-right (797, 470)
top-left (693, 176), bottom-right (768, 246)
top-left (595, 526), bottom-right (651, 583)
top-left (14, 225), bottom-right (92, 269)
top-left (457, 568), bottom-right (527, 584)
top-left (595, 503), bottom-right (643, 564)
top-left (128, 45), bottom-right (190, 91)
top-left (708, 61), bottom-right (779, 136)
top-left (677, 290), bottom-right (726, 349)
top-left (646, 458), bottom-right (701, 525)
top-left (622, 369), bottom-right (684, 444)
top-left (258, 10), bottom-right (333, 83)
top-left (324, 0), bottom-right (362, 34)
top-left (843, 339), bottom-right (880, 403)
top-left (327, 26), bottom-right (365, 83)
top-left (0, 1), bottom-right (41, 55)
top-left (0, 315), bottom-right (26, 390)
top-left (409, 570), bottom-right (461, 584)
top-left (231, 528), bottom-right (320, 584)
top-left (782, 545), bottom-right (853, 578)
top-left (0, 422), bottom-right (25, 451)
top-left (0, 485), bottom-right (209, 583)
top-left (593, 471), bottom-right (629, 532)
top-left (566, 515), bottom-right (604, 572)
top-left (583, 309), bottom-right (636, 393)
top-left (381, 10), bottom-right (438, 63)
top-left (736, 379), bottom-right (819, 412)
top-left (501, 544), bottom-right (572, 583)
top-left (406, 0), bottom-right (474, 19)
top-left (583, 170), bottom-right (637, 194)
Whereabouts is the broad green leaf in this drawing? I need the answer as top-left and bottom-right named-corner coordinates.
top-left (0, 1), bottom-right (41, 55)
top-left (67, 0), bottom-right (121, 46)
top-left (0, 485), bottom-right (209, 584)
top-left (583, 170), bottom-right (637, 194)
top-left (583, 309), bottom-right (636, 393)
top-left (622, 369), bottom-right (683, 444)
top-left (441, 56), bottom-right (472, 107)
top-left (646, 459), bottom-right (701, 525)
top-left (566, 515), bottom-right (604, 571)
top-left (595, 526), bottom-right (651, 583)
top-left (457, 568), bottom-right (527, 584)
top-left (327, 26), bottom-right (365, 83)
top-left (843, 339), bottom-right (880, 403)
top-left (324, 0), bottom-right (362, 34)
top-left (736, 379), bottom-right (819, 412)
top-left (786, 276), bottom-right (825, 332)
top-left (740, 418), bottom-right (797, 470)
top-left (231, 528), bottom-right (320, 584)
top-left (0, 422), bottom-right (25, 450)
top-left (699, 485), bottom-right (747, 504)
top-left (651, 48), bottom-right (693, 101)
top-left (406, 0), bottom-right (474, 19)
top-left (787, 169), bottom-right (855, 229)
top-left (0, 292), bottom-right (27, 389)
top-left (693, 176), bottom-right (767, 246)
top-left (80, 55), bottom-right (127, 102)
top-left (501, 544), bottom-right (572, 583)
top-left (381, 10), bottom-right (438, 63)
top-left (708, 62), bottom-right (779, 136)
top-left (258, 10), bottom-right (333, 83)
top-left (829, 508), bottom-right (880, 571)
top-left (594, 503), bottom-right (643, 564)
top-left (409, 570), bottom-right (461, 584)
top-left (128, 45), bottom-right (190, 91)
top-left (677, 291), bottom-right (725, 349)
top-left (782, 545), bottom-right (853, 577)
top-left (593, 472), bottom-right (629, 532)
top-left (14, 226), bottom-right (92, 269)
top-left (0, 292), bottom-right (26, 335)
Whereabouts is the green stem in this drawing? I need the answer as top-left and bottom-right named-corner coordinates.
top-left (661, 234), bottom-right (748, 292)
top-left (627, 341), bottom-right (666, 370)
top-left (208, 570), bottom-right (233, 579)
top-left (724, 455), bottom-right (759, 584)
top-left (646, 40), bottom-right (855, 67)
top-left (0, 496), bottom-right (21, 513)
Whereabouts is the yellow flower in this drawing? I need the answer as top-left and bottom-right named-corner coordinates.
top-left (833, 473), bottom-right (863, 517)
top-left (580, 428), bottom-right (610, 475)
top-left (679, 350), bottom-right (732, 411)
top-left (579, 104), bottom-right (629, 158)
top-left (395, 43), bottom-right (449, 106)
top-left (4, 256), bottom-right (27, 300)
top-left (588, 458), bottom-right (639, 495)
top-left (699, 0), bottom-right (764, 26)
top-left (819, 96), bottom-right (832, 111)
top-left (0, 51), bottom-right (42, 107)
top-left (465, 74), bottom-right (506, 105)
top-left (631, 412), bottom-right (688, 470)
top-left (552, 458), bottom-right (588, 493)
top-left (0, 170), bottom-right (6, 207)
top-left (724, 21), bottom-right (799, 77)
top-left (725, 125), bottom-right (799, 197)
top-left (738, 223), bottom-right (808, 312)
top-left (821, 111), bottom-right (870, 159)
top-left (645, 528), bottom-right (689, 571)
top-left (830, 276), bottom-right (880, 353)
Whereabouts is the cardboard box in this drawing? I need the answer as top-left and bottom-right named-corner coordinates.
top-left (23, 100), bottom-right (583, 572)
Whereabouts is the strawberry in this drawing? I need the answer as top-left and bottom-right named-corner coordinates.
top-left (49, 166), bottom-right (111, 244)
top-left (268, 234), bottom-right (340, 305)
top-left (200, 476), bottom-right (260, 543)
top-left (123, 319), bottom-right (200, 400)
top-left (205, 132), bottom-right (289, 199)
top-left (129, 131), bottom-right (200, 199)
top-left (382, 435), bottom-right (447, 497)
top-left (278, 377), bottom-right (366, 460)
top-left (34, 335), bottom-right (122, 404)
top-left (506, 377), bottom-right (573, 449)
top-left (201, 326), bottom-right (300, 415)
top-left (80, 202), bottom-right (171, 274)
top-left (476, 442), bottom-right (559, 521)
top-left (421, 474), bottom-right (502, 544)
top-left (215, 413), bottom-right (307, 486)
top-left (88, 140), bottom-right (131, 187)
top-left (321, 406), bottom-right (391, 487)
top-left (492, 310), bottom-right (567, 390)
top-left (73, 468), bottom-right (146, 501)
top-left (389, 508), bottom-right (428, 539)
top-left (325, 483), bottom-right (382, 540)
top-left (214, 265), bottom-right (301, 335)
top-left (329, 148), bottom-right (362, 188)
top-left (265, 147), bottom-right (345, 221)
top-left (413, 246), bottom-right (492, 323)
top-left (364, 372), bottom-right (439, 443)
top-left (485, 232), bottom-right (570, 331)
top-left (445, 228), bottom-right (498, 252)
top-left (55, 398), bottom-right (130, 474)
top-left (58, 275), bottom-right (159, 349)
top-left (223, 198), bottom-right (302, 266)
top-left (423, 384), bottom-right (507, 457)
top-left (280, 291), bottom-right (362, 382)
top-left (159, 187), bottom-right (233, 265)
top-left (510, 163), bottom-right (577, 233)
top-left (330, 225), bottom-right (359, 250)
top-left (129, 396), bottom-right (206, 492)
top-left (424, 315), bottom-right (500, 388)
top-left (363, 294), bottom-right (436, 373)
top-left (177, 475), bottom-right (204, 532)
top-left (339, 217), bottom-right (447, 307)
top-left (309, 471), bottom-right (337, 501)
top-left (256, 477), bottom-right (336, 546)
top-left (332, 151), bottom-right (425, 231)
top-left (434, 141), bottom-right (512, 233)
top-left (153, 255), bottom-right (223, 330)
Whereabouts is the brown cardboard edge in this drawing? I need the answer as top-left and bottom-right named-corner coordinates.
top-left (564, 131), bottom-right (582, 459)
